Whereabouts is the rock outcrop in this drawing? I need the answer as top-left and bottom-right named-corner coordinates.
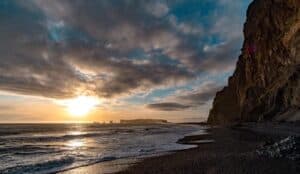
top-left (208, 0), bottom-right (300, 124)
top-left (256, 136), bottom-right (300, 161)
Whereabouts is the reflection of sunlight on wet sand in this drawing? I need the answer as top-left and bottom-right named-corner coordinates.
top-left (57, 158), bottom-right (139, 174)
top-left (67, 139), bottom-right (85, 148)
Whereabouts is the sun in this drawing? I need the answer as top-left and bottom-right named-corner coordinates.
top-left (63, 96), bottom-right (99, 117)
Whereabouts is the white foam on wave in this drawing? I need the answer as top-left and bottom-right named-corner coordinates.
top-left (0, 124), bottom-right (204, 174)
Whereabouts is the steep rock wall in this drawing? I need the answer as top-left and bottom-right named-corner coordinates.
top-left (208, 0), bottom-right (300, 124)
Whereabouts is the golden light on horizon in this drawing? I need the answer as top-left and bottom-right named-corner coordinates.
top-left (59, 96), bottom-right (100, 117)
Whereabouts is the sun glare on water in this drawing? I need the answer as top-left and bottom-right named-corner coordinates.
top-left (61, 96), bottom-right (100, 117)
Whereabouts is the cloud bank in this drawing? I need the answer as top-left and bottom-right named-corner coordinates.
top-left (147, 82), bottom-right (222, 111)
top-left (0, 0), bottom-right (251, 104)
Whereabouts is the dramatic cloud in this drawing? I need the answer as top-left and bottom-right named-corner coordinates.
top-left (147, 82), bottom-right (222, 111)
top-left (176, 83), bottom-right (223, 105)
top-left (0, 0), bottom-right (251, 101)
top-left (147, 102), bottom-right (191, 111)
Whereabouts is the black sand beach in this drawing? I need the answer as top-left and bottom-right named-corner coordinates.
top-left (116, 123), bottom-right (299, 174)
top-left (59, 122), bottom-right (299, 174)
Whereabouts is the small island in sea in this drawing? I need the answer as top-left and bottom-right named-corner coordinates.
top-left (120, 119), bottom-right (168, 124)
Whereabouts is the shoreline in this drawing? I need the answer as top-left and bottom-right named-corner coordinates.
top-left (117, 122), bottom-right (299, 174)
top-left (57, 123), bottom-right (206, 174)
top-left (58, 122), bottom-right (299, 174)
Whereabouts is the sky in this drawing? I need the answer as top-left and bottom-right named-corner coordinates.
top-left (0, 0), bottom-right (252, 123)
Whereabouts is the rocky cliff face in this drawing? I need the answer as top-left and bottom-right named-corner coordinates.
top-left (208, 0), bottom-right (300, 124)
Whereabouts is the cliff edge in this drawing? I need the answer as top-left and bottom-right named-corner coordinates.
top-left (208, 0), bottom-right (300, 124)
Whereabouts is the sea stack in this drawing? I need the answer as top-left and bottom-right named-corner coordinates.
top-left (208, 0), bottom-right (300, 124)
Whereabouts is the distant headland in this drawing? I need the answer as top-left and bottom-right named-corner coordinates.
top-left (120, 119), bottom-right (168, 124)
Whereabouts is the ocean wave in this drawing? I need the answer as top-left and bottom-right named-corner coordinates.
top-left (14, 149), bottom-right (65, 156)
top-left (0, 124), bottom-right (203, 174)
top-left (0, 156), bottom-right (75, 174)
top-left (0, 132), bottom-right (21, 137)
top-left (0, 132), bottom-right (110, 143)
top-left (1, 155), bottom-right (121, 174)
top-left (0, 145), bottom-right (62, 155)
top-left (95, 156), bottom-right (117, 162)
top-left (53, 156), bottom-right (119, 174)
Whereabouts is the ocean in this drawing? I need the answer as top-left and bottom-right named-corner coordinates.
top-left (0, 123), bottom-right (204, 174)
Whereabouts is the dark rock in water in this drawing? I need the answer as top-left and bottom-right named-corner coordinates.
top-left (208, 0), bottom-right (300, 124)
top-left (256, 136), bottom-right (300, 161)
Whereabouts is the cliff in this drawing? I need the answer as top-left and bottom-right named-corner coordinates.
top-left (208, 0), bottom-right (300, 124)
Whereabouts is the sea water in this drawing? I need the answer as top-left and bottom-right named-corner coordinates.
top-left (0, 123), bottom-right (204, 174)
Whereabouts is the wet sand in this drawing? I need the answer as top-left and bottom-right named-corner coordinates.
top-left (59, 123), bottom-right (299, 174)
top-left (57, 158), bottom-right (139, 174)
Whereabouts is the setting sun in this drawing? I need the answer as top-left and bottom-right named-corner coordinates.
top-left (60, 96), bottom-right (99, 117)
